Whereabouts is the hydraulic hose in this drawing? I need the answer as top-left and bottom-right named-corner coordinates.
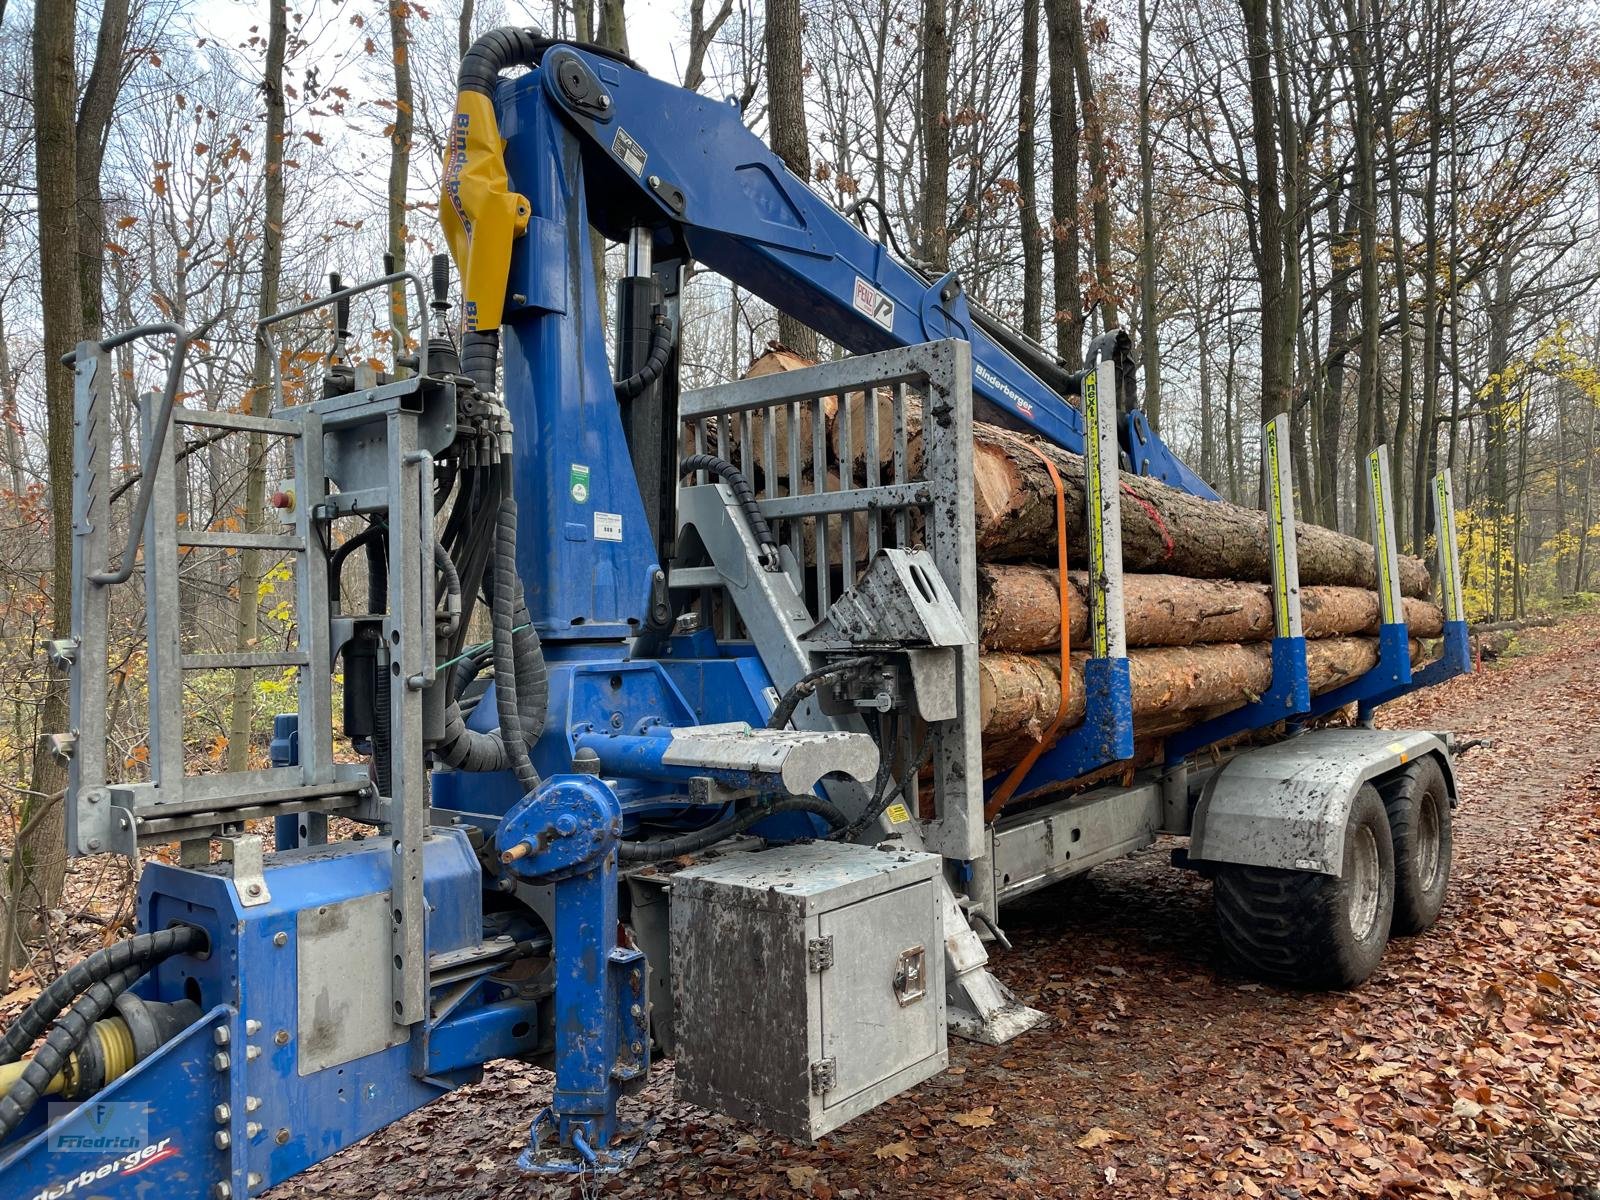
top-left (0, 925), bottom-right (206, 1139)
top-left (614, 309), bottom-right (674, 401)
top-left (0, 966), bottom-right (141, 1139)
top-left (766, 655), bottom-right (881, 731)
top-left (489, 472), bottom-right (542, 795)
top-left (0, 926), bottom-right (206, 1067)
top-left (680, 454), bottom-right (779, 569)
top-left (618, 795), bottom-right (849, 862)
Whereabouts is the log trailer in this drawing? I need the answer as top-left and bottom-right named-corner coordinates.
top-left (1, 28), bottom-right (1473, 1198)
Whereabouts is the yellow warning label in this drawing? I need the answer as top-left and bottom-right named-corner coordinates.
top-left (885, 802), bottom-right (912, 825)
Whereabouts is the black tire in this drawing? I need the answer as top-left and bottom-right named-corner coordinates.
top-left (1213, 784), bottom-right (1395, 989)
top-left (1376, 755), bottom-right (1452, 935)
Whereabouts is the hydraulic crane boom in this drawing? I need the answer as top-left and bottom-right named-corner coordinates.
top-left (447, 34), bottom-right (1218, 499)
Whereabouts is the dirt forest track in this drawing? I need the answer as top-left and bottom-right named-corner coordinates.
top-left (273, 616), bottom-right (1600, 1200)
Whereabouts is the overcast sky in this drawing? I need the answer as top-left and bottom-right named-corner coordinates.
top-left (186, 0), bottom-right (692, 86)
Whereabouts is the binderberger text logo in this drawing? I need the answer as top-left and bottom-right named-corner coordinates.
top-left (29, 1137), bottom-right (177, 1200)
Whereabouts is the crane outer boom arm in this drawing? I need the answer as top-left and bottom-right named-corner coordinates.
top-left (510, 46), bottom-right (1218, 499)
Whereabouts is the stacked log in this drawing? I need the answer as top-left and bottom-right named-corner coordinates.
top-left (732, 350), bottom-right (1440, 781)
top-left (978, 566), bottom-right (1443, 653)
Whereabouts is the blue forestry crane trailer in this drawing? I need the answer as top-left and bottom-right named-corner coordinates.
top-left (1, 28), bottom-right (1472, 1197)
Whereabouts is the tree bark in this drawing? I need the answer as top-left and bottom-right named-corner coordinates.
top-left (764, 0), bottom-right (818, 357)
top-left (1136, 0), bottom-right (1161, 430)
top-left (226, 0), bottom-right (288, 772)
top-left (1063, 0), bottom-right (1116, 329)
top-left (387, 0), bottom-right (415, 364)
top-left (1018, 0), bottom-right (1044, 343)
top-left (965, 426), bottom-right (1433, 595)
top-left (74, 0), bottom-right (132, 341)
top-left (1044, 0), bottom-right (1083, 368)
top-left (18, 0), bottom-right (83, 958)
top-left (977, 565), bottom-right (1443, 652)
top-left (918, 0), bottom-right (952, 271)
top-left (1239, 0), bottom-right (1289, 420)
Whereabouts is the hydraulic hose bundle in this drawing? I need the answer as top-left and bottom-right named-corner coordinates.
top-left (0, 925), bottom-right (206, 1139)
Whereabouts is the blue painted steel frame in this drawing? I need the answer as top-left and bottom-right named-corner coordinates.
top-left (989, 658), bottom-right (1136, 799)
top-left (494, 776), bottom-right (651, 1170)
top-left (0, 828), bottom-right (546, 1198)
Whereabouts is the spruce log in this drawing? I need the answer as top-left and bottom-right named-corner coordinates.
top-left (966, 426), bottom-right (1433, 597)
top-left (977, 565), bottom-right (1445, 652)
top-left (976, 636), bottom-right (1415, 755)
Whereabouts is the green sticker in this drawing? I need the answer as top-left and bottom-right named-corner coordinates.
top-left (569, 463), bottom-right (590, 504)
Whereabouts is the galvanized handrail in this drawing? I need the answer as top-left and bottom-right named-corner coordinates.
top-left (257, 271), bottom-right (431, 411)
top-left (63, 322), bottom-right (205, 586)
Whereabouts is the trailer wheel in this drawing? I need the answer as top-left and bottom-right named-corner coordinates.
top-left (1377, 755), bottom-right (1451, 935)
top-left (1213, 784), bottom-right (1394, 989)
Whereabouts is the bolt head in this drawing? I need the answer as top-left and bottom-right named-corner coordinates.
top-left (273, 1029), bottom-right (290, 1046)
top-left (554, 813), bottom-right (578, 836)
top-left (87, 839), bottom-right (102, 852)
top-left (245, 1096), bottom-right (262, 1112)
top-left (246, 883), bottom-right (263, 897)
top-left (213, 1104), bottom-right (231, 1124)
top-left (273, 932), bottom-right (288, 947)
top-left (648, 174), bottom-right (661, 187)
top-left (213, 1185), bottom-right (232, 1200)
top-left (213, 1027), bottom-right (230, 1046)
top-left (212, 1051), bottom-right (231, 1072)
top-left (275, 1128), bottom-right (290, 1146)
top-left (214, 1131), bottom-right (231, 1150)
top-left (245, 1019), bottom-right (262, 1035)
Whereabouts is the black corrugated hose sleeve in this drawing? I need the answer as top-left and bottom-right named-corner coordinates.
top-left (0, 964), bottom-right (144, 1140)
top-left (492, 481), bottom-right (541, 796)
top-left (461, 329), bottom-right (500, 396)
top-left (680, 454), bottom-right (777, 554)
top-left (0, 926), bottom-right (206, 1066)
top-left (614, 311), bottom-right (675, 401)
top-left (618, 795), bottom-right (849, 862)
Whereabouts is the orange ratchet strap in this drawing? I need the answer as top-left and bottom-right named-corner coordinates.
top-left (983, 436), bottom-right (1072, 822)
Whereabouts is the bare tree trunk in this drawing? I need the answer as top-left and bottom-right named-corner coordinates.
top-left (1345, 0), bottom-right (1381, 537)
top-left (387, 0), bottom-right (415, 363)
top-left (1044, 0), bottom-right (1082, 368)
top-left (0, 307), bottom-right (23, 498)
top-left (599, 0), bottom-right (629, 55)
top-left (918, 0), bottom-right (952, 272)
top-left (1062, 0), bottom-right (1115, 330)
top-left (684, 0), bottom-right (734, 93)
top-left (1018, 0), bottom-right (1044, 342)
top-left (17, 0), bottom-right (82, 951)
top-left (227, 0), bottom-right (288, 772)
top-left (1239, 0), bottom-right (1288, 420)
top-left (75, 0), bottom-right (132, 342)
top-left (458, 0), bottom-right (475, 59)
top-left (1136, 0), bottom-right (1161, 429)
top-left (1411, 0), bottom-right (1444, 553)
top-left (762, 0), bottom-right (818, 357)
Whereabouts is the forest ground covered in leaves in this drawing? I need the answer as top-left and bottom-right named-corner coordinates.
top-left (254, 616), bottom-right (1600, 1200)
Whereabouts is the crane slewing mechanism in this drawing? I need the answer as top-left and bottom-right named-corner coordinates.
top-left (1, 28), bottom-right (1472, 1196)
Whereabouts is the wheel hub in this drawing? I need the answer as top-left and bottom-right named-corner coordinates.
top-left (1347, 824), bottom-right (1382, 941)
top-left (1416, 793), bottom-right (1442, 892)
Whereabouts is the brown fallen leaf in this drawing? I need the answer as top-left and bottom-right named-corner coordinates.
top-left (951, 1106), bottom-right (996, 1128)
top-left (1076, 1127), bottom-right (1132, 1150)
top-left (873, 1138), bottom-right (918, 1162)
top-left (785, 1164), bottom-right (819, 1190)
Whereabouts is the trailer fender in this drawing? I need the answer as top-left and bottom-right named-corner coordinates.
top-left (1187, 729), bottom-right (1456, 877)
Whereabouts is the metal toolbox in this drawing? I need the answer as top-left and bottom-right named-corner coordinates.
top-left (670, 840), bottom-right (947, 1140)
